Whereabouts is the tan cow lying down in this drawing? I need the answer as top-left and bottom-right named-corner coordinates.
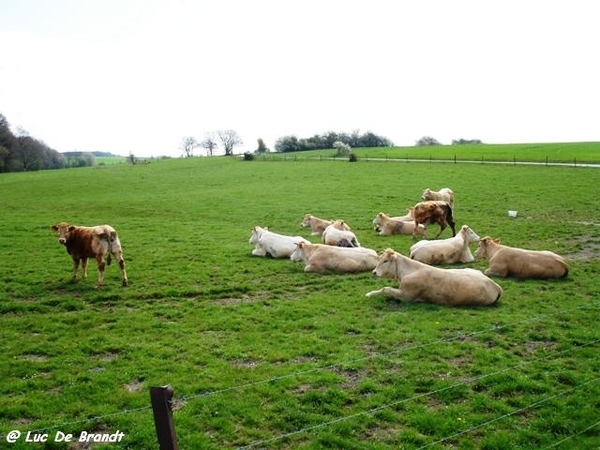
top-left (373, 212), bottom-right (426, 237)
top-left (290, 242), bottom-right (378, 273)
top-left (51, 222), bottom-right (128, 287)
top-left (409, 224), bottom-right (480, 265)
top-left (249, 226), bottom-right (309, 258)
top-left (366, 249), bottom-right (502, 306)
top-left (322, 220), bottom-right (360, 247)
top-left (300, 214), bottom-right (337, 236)
top-left (476, 237), bottom-right (569, 279)
top-left (422, 187), bottom-right (454, 207)
top-left (412, 201), bottom-right (456, 238)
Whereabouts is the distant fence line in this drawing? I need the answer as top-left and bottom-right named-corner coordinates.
top-left (249, 154), bottom-right (600, 168)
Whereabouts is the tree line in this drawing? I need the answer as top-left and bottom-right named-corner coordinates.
top-left (0, 113), bottom-right (96, 172)
top-left (274, 130), bottom-right (393, 153)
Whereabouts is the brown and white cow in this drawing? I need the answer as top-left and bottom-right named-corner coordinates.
top-left (412, 201), bottom-right (456, 238)
top-left (366, 248), bottom-right (502, 306)
top-left (372, 212), bottom-right (427, 237)
top-left (51, 222), bottom-right (128, 287)
top-left (422, 187), bottom-right (454, 207)
top-left (475, 237), bottom-right (569, 279)
top-left (290, 242), bottom-right (378, 273)
top-left (300, 214), bottom-right (336, 236)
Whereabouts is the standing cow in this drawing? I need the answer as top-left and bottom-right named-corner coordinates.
top-left (412, 201), bottom-right (456, 239)
top-left (51, 222), bottom-right (128, 287)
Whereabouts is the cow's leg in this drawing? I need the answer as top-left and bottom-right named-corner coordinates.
top-left (448, 219), bottom-right (456, 237)
top-left (95, 255), bottom-right (106, 287)
top-left (412, 220), bottom-right (422, 238)
top-left (434, 222), bottom-right (446, 239)
top-left (113, 250), bottom-right (128, 286)
top-left (81, 258), bottom-right (89, 278)
top-left (484, 264), bottom-right (507, 278)
top-left (72, 257), bottom-right (80, 279)
top-left (365, 286), bottom-right (405, 300)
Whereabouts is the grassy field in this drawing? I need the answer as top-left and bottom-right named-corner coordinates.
top-left (1, 149), bottom-right (599, 449)
top-left (261, 141), bottom-right (600, 164)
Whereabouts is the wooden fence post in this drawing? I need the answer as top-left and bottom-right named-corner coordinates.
top-left (150, 385), bottom-right (179, 450)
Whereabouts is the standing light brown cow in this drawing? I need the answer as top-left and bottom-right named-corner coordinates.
top-left (412, 201), bottom-right (456, 239)
top-left (366, 248), bottom-right (502, 306)
top-left (51, 222), bottom-right (128, 287)
top-left (475, 237), bottom-right (569, 279)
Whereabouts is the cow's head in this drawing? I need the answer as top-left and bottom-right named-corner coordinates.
top-left (372, 248), bottom-right (397, 278)
top-left (249, 226), bottom-right (266, 245)
top-left (422, 188), bottom-right (432, 200)
top-left (331, 219), bottom-right (351, 231)
top-left (290, 241), bottom-right (308, 262)
top-left (475, 236), bottom-right (500, 259)
top-left (51, 222), bottom-right (74, 245)
top-left (461, 225), bottom-right (480, 243)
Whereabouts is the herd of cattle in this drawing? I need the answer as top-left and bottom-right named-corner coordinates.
top-left (49, 187), bottom-right (569, 307)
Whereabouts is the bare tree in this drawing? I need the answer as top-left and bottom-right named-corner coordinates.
top-left (201, 132), bottom-right (218, 156)
top-left (217, 130), bottom-right (242, 156)
top-left (180, 136), bottom-right (199, 157)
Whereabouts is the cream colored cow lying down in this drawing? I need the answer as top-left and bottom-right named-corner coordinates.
top-left (290, 242), bottom-right (378, 273)
top-left (409, 224), bottom-right (480, 265)
top-left (476, 237), bottom-right (569, 279)
top-left (322, 220), bottom-right (360, 247)
top-left (422, 187), bottom-right (454, 207)
top-left (373, 212), bottom-right (426, 237)
top-left (249, 226), bottom-right (309, 258)
top-left (300, 214), bottom-right (336, 236)
top-left (366, 248), bottom-right (502, 306)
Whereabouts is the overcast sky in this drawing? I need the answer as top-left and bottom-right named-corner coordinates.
top-left (1, 0), bottom-right (598, 157)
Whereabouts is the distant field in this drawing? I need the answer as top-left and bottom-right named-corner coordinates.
top-left (261, 141), bottom-right (600, 164)
top-left (1, 154), bottom-right (599, 449)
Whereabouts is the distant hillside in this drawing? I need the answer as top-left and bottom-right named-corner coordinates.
top-left (61, 151), bottom-right (123, 157)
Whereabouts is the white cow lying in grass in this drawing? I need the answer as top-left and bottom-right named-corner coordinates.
top-left (249, 226), bottom-right (309, 258)
top-left (366, 248), bottom-right (502, 306)
top-left (322, 220), bottom-right (360, 247)
top-left (475, 236), bottom-right (569, 279)
top-left (290, 242), bottom-right (378, 273)
top-left (300, 214), bottom-right (337, 236)
top-left (409, 224), bottom-right (480, 265)
top-left (373, 212), bottom-right (427, 237)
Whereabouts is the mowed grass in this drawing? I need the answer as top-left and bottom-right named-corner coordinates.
top-left (0, 154), bottom-right (599, 449)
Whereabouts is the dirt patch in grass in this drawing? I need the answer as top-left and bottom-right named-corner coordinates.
top-left (564, 235), bottom-right (600, 261)
top-left (123, 379), bottom-right (144, 392)
top-left (15, 354), bottom-right (48, 362)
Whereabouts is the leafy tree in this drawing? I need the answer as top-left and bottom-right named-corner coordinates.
top-left (255, 138), bottom-right (269, 153)
top-left (274, 135), bottom-right (300, 153)
top-left (180, 136), bottom-right (199, 157)
top-left (416, 136), bottom-right (441, 146)
top-left (217, 130), bottom-right (242, 155)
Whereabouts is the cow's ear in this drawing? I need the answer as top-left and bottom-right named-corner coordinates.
top-left (68, 225), bottom-right (75, 231)
top-left (493, 238), bottom-right (501, 244)
top-left (51, 225), bottom-right (58, 231)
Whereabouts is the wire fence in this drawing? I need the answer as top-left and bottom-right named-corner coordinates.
top-left (249, 153), bottom-right (600, 168)
top-left (5, 302), bottom-right (598, 449)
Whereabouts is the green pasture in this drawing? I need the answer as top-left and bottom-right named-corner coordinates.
top-left (0, 153), bottom-right (599, 449)
top-left (264, 141), bottom-right (600, 164)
